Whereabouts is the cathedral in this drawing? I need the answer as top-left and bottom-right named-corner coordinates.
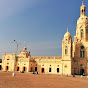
top-left (0, 2), bottom-right (88, 75)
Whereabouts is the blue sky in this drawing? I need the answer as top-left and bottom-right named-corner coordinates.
top-left (0, 0), bottom-right (88, 58)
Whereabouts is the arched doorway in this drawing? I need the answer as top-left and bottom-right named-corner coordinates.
top-left (0, 65), bottom-right (2, 70)
top-left (6, 66), bottom-right (9, 71)
top-left (17, 67), bottom-right (19, 71)
top-left (41, 68), bottom-right (44, 73)
top-left (23, 67), bottom-right (26, 71)
top-left (80, 69), bottom-right (84, 75)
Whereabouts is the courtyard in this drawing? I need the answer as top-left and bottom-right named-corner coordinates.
top-left (0, 72), bottom-right (88, 88)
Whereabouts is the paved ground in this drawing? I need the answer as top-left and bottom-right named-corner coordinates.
top-left (0, 72), bottom-right (88, 88)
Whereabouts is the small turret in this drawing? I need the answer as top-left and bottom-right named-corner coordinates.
top-left (62, 28), bottom-right (72, 75)
top-left (23, 46), bottom-right (27, 52)
top-left (80, 1), bottom-right (86, 16)
top-left (64, 28), bottom-right (71, 38)
top-left (62, 28), bottom-right (72, 59)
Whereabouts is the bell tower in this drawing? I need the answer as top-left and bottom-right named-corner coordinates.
top-left (73, 1), bottom-right (88, 75)
top-left (62, 28), bottom-right (72, 75)
top-left (76, 1), bottom-right (88, 41)
top-left (62, 28), bottom-right (72, 60)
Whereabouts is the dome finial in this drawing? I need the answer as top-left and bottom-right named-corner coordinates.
top-left (67, 28), bottom-right (68, 32)
top-left (24, 41), bottom-right (26, 47)
top-left (67, 26), bottom-right (69, 32)
top-left (64, 27), bottom-right (71, 38)
top-left (82, 1), bottom-right (84, 5)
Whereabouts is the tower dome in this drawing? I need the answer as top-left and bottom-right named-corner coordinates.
top-left (64, 28), bottom-right (71, 38)
top-left (77, 15), bottom-right (88, 25)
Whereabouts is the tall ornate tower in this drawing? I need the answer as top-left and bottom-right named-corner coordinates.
top-left (76, 1), bottom-right (88, 41)
top-left (62, 28), bottom-right (72, 75)
top-left (73, 2), bottom-right (88, 75)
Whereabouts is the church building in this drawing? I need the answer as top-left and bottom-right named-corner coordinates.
top-left (0, 2), bottom-right (88, 75)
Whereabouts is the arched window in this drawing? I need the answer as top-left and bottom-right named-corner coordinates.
top-left (65, 49), bottom-right (68, 54)
top-left (80, 46), bottom-right (85, 58)
top-left (81, 29), bottom-right (84, 38)
top-left (65, 46), bottom-right (68, 54)
top-left (81, 32), bottom-right (83, 38)
top-left (80, 51), bottom-right (82, 57)
top-left (83, 51), bottom-right (85, 58)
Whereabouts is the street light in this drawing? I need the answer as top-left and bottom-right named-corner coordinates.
top-left (13, 40), bottom-right (24, 76)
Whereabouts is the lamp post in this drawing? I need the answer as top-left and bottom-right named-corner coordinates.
top-left (13, 40), bottom-right (23, 76)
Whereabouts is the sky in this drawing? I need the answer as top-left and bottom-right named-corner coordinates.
top-left (0, 0), bottom-right (88, 58)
